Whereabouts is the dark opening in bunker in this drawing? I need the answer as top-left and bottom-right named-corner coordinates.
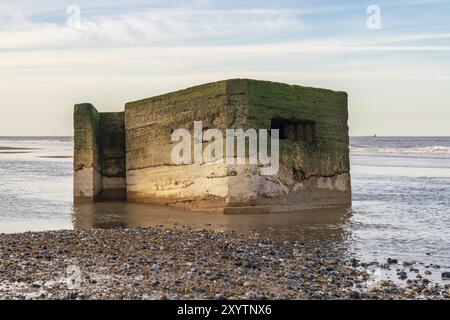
top-left (271, 118), bottom-right (316, 144)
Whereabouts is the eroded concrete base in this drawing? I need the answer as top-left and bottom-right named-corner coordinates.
top-left (126, 162), bottom-right (351, 213)
top-left (73, 167), bottom-right (103, 203)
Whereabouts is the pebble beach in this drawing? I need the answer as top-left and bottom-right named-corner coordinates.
top-left (1, 227), bottom-right (449, 300)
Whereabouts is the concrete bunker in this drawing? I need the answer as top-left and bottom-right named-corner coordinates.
top-left (74, 79), bottom-right (351, 213)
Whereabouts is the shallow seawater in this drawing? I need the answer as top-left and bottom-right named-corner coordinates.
top-left (0, 136), bottom-right (450, 285)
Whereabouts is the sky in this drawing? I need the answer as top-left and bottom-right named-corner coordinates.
top-left (1, 0), bottom-right (450, 136)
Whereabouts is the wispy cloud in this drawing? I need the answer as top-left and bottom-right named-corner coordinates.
top-left (0, 8), bottom-right (304, 49)
top-left (377, 32), bottom-right (450, 42)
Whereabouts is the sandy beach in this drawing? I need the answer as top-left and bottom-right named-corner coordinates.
top-left (0, 146), bottom-right (37, 150)
top-left (0, 146), bottom-right (37, 154)
top-left (1, 227), bottom-right (449, 300)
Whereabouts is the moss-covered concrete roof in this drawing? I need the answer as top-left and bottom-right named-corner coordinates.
top-left (124, 79), bottom-right (347, 112)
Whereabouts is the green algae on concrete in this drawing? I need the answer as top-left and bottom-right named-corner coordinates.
top-left (74, 105), bottom-right (126, 202)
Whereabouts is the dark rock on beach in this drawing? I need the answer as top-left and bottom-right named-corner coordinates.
top-left (387, 258), bottom-right (398, 264)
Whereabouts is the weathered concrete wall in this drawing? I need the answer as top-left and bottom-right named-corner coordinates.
top-left (124, 81), bottom-right (232, 210)
top-left (99, 112), bottom-right (126, 200)
top-left (74, 105), bottom-right (126, 202)
top-left (74, 104), bottom-right (102, 202)
top-left (231, 79), bottom-right (351, 212)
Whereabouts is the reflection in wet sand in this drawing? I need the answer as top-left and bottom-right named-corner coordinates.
top-left (36, 156), bottom-right (73, 159)
top-left (0, 151), bottom-right (33, 154)
top-left (0, 146), bottom-right (38, 150)
top-left (72, 201), bottom-right (352, 243)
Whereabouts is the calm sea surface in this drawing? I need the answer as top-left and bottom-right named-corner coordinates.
top-left (1, 136), bottom-right (449, 283)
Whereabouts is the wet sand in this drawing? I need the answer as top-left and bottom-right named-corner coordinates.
top-left (0, 146), bottom-right (38, 150)
top-left (0, 146), bottom-right (34, 154)
top-left (0, 151), bottom-right (33, 154)
top-left (36, 156), bottom-right (73, 159)
top-left (0, 145), bottom-right (71, 159)
top-left (0, 146), bottom-right (40, 154)
top-left (73, 202), bottom-right (352, 239)
top-left (0, 228), bottom-right (449, 300)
